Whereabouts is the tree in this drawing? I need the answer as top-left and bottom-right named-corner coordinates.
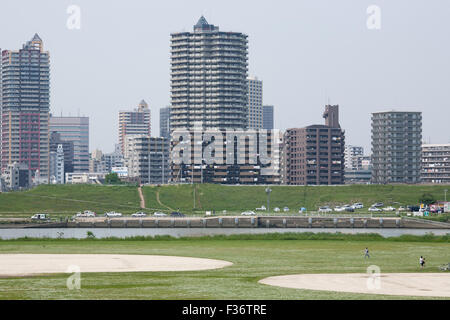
top-left (419, 193), bottom-right (436, 206)
top-left (105, 172), bottom-right (121, 184)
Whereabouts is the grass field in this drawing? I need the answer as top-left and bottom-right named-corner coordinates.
top-left (0, 234), bottom-right (449, 300)
top-left (145, 184), bottom-right (449, 215)
top-left (0, 184), bottom-right (449, 217)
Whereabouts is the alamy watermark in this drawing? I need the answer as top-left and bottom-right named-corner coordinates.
top-left (66, 5), bottom-right (81, 30)
top-left (366, 265), bottom-right (381, 290)
top-left (66, 265), bottom-right (81, 290)
top-left (367, 5), bottom-right (381, 30)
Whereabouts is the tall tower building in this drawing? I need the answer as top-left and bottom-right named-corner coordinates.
top-left (170, 16), bottom-right (248, 130)
top-left (0, 34), bottom-right (50, 179)
top-left (49, 116), bottom-right (89, 173)
top-left (160, 106), bottom-right (171, 140)
top-left (247, 76), bottom-right (263, 129)
top-left (371, 111), bottom-right (422, 184)
top-left (119, 100), bottom-right (151, 152)
top-left (263, 105), bottom-right (274, 130)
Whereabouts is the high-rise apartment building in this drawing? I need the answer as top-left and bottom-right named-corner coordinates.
top-left (421, 144), bottom-right (450, 184)
top-left (247, 76), bottom-right (263, 129)
top-left (170, 16), bottom-right (248, 130)
top-left (119, 100), bottom-right (151, 152)
top-left (160, 106), bottom-right (171, 140)
top-left (49, 115), bottom-right (89, 173)
top-left (371, 111), bottom-right (422, 184)
top-left (263, 105), bottom-right (274, 130)
top-left (0, 34), bottom-right (50, 179)
top-left (281, 105), bottom-right (345, 185)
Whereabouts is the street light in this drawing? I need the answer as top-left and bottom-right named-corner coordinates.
top-left (265, 187), bottom-right (272, 212)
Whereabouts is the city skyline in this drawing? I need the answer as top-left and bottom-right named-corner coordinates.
top-left (1, 1), bottom-right (449, 153)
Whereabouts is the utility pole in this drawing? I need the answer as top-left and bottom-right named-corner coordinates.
top-left (265, 187), bottom-right (272, 212)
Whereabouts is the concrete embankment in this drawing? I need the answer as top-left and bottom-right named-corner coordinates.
top-left (3, 216), bottom-right (447, 229)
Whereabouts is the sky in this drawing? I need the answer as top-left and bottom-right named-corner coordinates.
top-left (1, 0), bottom-right (449, 153)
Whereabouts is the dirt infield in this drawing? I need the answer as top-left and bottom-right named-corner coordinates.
top-left (259, 273), bottom-right (450, 297)
top-left (0, 254), bottom-right (232, 277)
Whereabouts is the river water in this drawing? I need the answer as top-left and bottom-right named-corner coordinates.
top-left (0, 228), bottom-right (449, 239)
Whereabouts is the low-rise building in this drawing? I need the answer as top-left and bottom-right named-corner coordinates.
top-left (124, 135), bottom-right (170, 184)
top-left (1, 162), bottom-right (32, 190)
top-left (65, 172), bottom-right (106, 184)
top-left (421, 144), bottom-right (450, 184)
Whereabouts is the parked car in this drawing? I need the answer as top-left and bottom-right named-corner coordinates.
top-left (241, 211), bottom-right (256, 216)
top-left (132, 212), bottom-right (147, 218)
top-left (31, 213), bottom-right (49, 220)
top-left (334, 206), bottom-right (346, 212)
top-left (318, 206), bottom-right (333, 213)
top-left (407, 205), bottom-right (420, 212)
top-left (255, 205), bottom-right (267, 211)
top-left (383, 206), bottom-right (396, 212)
top-left (76, 210), bottom-right (96, 218)
top-left (170, 211), bottom-right (185, 217)
top-left (352, 203), bottom-right (364, 209)
top-left (283, 207), bottom-right (290, 212)
top-left (372, 202), bottom-right (384, 208)
top-left (368, 206), bottom-right (382, 212)
top-left (398, 206), bottom-right (407, 211)
top-left (344, 207), bottom-right (355, 212)
top-left (274, 207), bottom-right (280, 212)
top-left (153, 212), bottom-right (167, 217)
top-left (104, 211), bottom-right (122, 217)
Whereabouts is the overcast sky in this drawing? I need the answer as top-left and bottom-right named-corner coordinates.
top-left (1, 0), bottom-right (449, 153)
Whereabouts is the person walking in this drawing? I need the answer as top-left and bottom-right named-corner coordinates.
top-left (364, 247), bottom-right (370, 259)
top-left (419, 256), bottom-right (425, 269)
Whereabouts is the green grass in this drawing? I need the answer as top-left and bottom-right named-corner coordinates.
top-left (144, 184), bottom-right (450, 214)
top-left (0, 235), bottom-right (449, 300)
top-left (0, 183), bottom-right (449, 217)
top-left (0, 184), bottom-right (141, 217)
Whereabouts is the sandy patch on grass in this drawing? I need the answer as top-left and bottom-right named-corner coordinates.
top-left (259, 273), bottom-right (450, 297)
top-left (0, 254), bottom-right (232, 277)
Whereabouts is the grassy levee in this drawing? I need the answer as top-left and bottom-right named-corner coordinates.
top-left (0, 184), bottom-right (141, 217)
top-left (0, 184), bottom-right (449, 217)
top-left (145, 184), bottom-right (450, 214)
top-left (0, 235), bottom-right (448, 299)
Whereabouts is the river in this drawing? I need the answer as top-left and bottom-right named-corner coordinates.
top-left (0, 228), bottom-right (449, 239)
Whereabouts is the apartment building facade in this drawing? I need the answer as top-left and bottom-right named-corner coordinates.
top-left (281, 105), bottom-right (345, 185)
top-left (0, 34), bottom-right (50, 179)
top-left (421, 144), bottom-right (450, 184)
top-left (247, 76), bottom-right (263, 129)
top-left (371, 111), bottom-right (422, 184)
top-left (124, 135), bottom-right (170, 184)
top-left (119, 100), bottom-right (151, 152)
top-left (170, 16), bottom-right (248, 131)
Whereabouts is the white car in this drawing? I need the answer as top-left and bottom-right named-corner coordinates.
top-left (256, 206), bottom-right (267, 211)
top-left (274, 207), bottom-right (280, 212)
top-left (368, 207), bottom-right (382, 212)
top-left (318, 206), bottom-right (333, 213)
top-left (104, 211), bottom-right (122, 217)
top-left (132, 212), bottom-right (147, 218)
top-left (31, 213), bottom-right (49, 220)
top-left (283, 207), bottom-right (290, 212)
top-left (383, 206), bottom-right (396, 212)
top-left (334, 206), bottom-right (346, 212)
top-left (352, 203), bottom-right (364, 209)
top-left (153, 212), bottom-right (167, 217)
top-left (241, 211), bottom-right (256, 216)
